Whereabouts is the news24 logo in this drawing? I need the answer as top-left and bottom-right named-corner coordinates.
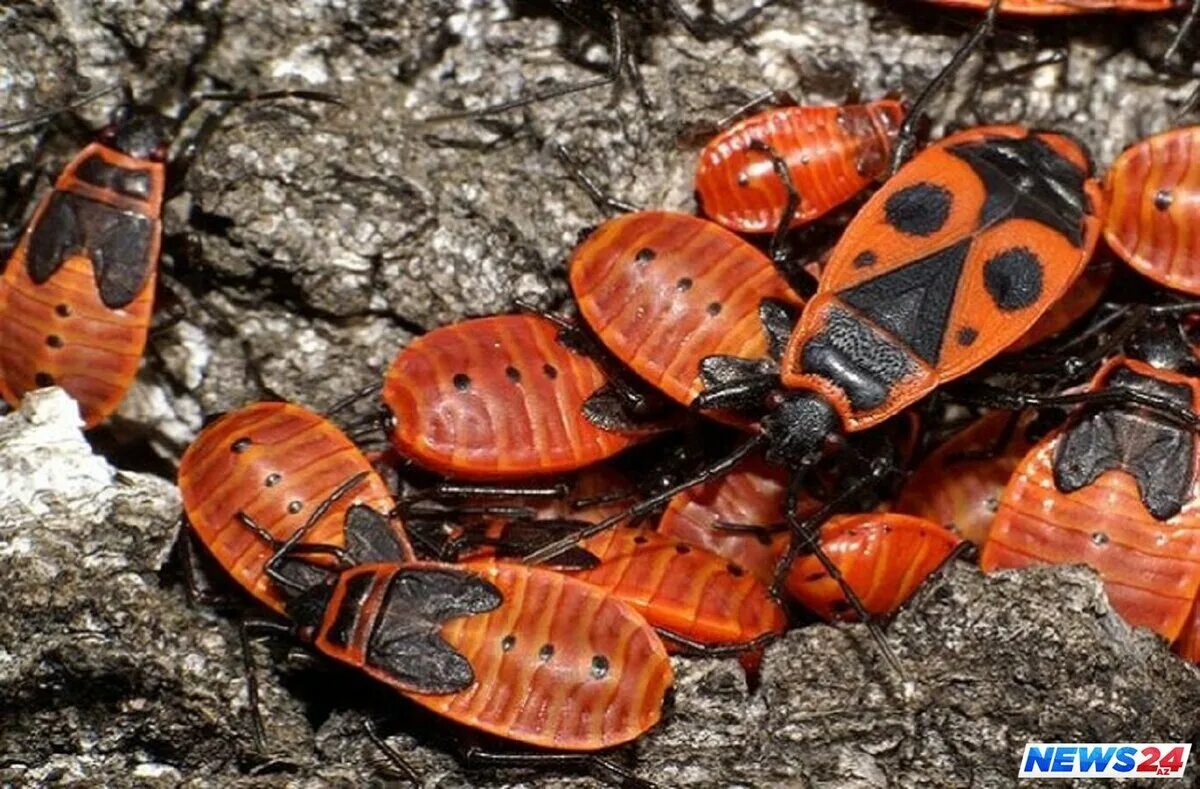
top-left (1020, 743), bottom-right (1191, 779)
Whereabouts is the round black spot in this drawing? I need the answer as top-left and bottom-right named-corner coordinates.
top-left (706, 302), bottom-right (723, 316)
top-left (956, 327), bottom-right (978, 346)
top-left (538, 644), bottom-right (555, 661)
top-left (265, 473), bottom-right (281, 487)
top-left (452, 373), bottom-right (471, 391)
top-left (676, 277), bottom-right (693, 292)
top-left (591, 655), bottom-right (610, 679)
top-left (804, 571), bottom-right (825, 583)
top-left (829, 600), bottom-right (852, 615)
top-left (505, 366), bottom-right (521, 383)
top-left (737, 172), bottom-right (750, 187)
top-left (755, 532), bottom-right (772, 546)
top-left (884, 182), bottom-right (952, 237)
top-left (34, 372), bottom-right (54, 387)
top-left (852, 250), bottom-right (877, 269)
top-left (636, 247), bottom-right (656, 263)
top-left (543, 363), bottom-right (558, 379)
top-left (1091, 532), bottom-right (1109, 546)
top-left (1154, 189), bottom-right (1174, 211)
top-left (501, 635), bottom-right (516, 652)
top-left (674, 544), bottom-right (691, 554)
top-left (55, 304), bottom-right (72, 318)
top-left (45, 335), bottom-right (63, 349)
top-left (231, 438), bottom-right (252, 453)
top-left (634, 535), bottom-right (648, 544)
top-left (288, 500), bottom-right (303, 514)
top-left (727, 563), bottom-right (745, 577)
top-left (983, 247), bottom-right (1044, 311)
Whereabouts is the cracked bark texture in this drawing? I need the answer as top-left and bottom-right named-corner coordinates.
top-left (2, 0), bottom-right (1200, 786)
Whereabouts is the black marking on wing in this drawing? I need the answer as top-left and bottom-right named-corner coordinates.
top-left (25, 192), bottom-right (154, 308)
top-left (366, 567), bottom-right (503, 694)
top-left (327, 571), bottom-right (376, 649)
top-left (343, 505), bottom-right (409, 565)
top-left (75, 155), bottom-right (152, 200)
top-left (838, 238), bottom-right (970, 366)
top-left (1053, 368), bottom-right (1195, 521)
top-left (946, 134), bottom-right (1088, 247)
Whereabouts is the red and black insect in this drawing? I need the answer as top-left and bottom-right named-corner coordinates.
top-left (178, 400), bottom-right (413, 614)
top-left (382, 313), bottom-right (664, 479)
top-left (0, 106), bottom-right (170, 427)
top-left (269, 505), bottom-right (675, 751)
top-left (695, 100), bottom-right (906, 235)
top-left (0, 90), bottom-right (336, 428)
top-left (785, 513), bottom-right (963, 621)
top-left (982, 356), bottom-right (1200, 648)
top-left (1104, 126), bottom-right (1200, 296)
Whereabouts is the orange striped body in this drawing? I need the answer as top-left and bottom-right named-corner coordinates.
top-left (0, 143), bottom-right (164, 427)
top-left (312, 561), bottom-right (673, 749)
top-left (696, 102), bottom-right (905, 234)
top-left (982, 360), bottom-right (1200, 643)
top-left (570, 211), bottom-right (804, 414)
top-left (920, 0), bottom-right (1176, 12)
top-left (570, 524), bottom-right (787, 648)
top-left (1104, 127), bottom-right (1200, 295)
top-left (383, 314), bottom-right (649, 479)
top-left (785, 513), bottom-right (962, 620)
top-left (894, 411), bottom-right (1035, 546)
top-left (178, 402), bottom-right (411, 614)
top-left (658, 452), bottom-right (793, 583)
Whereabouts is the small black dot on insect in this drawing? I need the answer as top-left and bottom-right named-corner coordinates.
top-left (34, 372), bottom-right (54, 387)
top-left (727, 563), bottom-right (745, 577)
top-left (1092, 532), bottom-right (1110, 546)
top-left (265, 473), bottom-right (281, 487)
top-left (1154, 189), bottom-right (1174, 211)
top-left (675, 544), bottom-right (691, 554)
top-left (543, 364), bottom-right (558, 379)
top-left (957, 327), bottom-right (978, 346)
top-left (676, 277), bottom-right (693, 292)
top-left (46, 335), bottom-right (63, 349)
top-left (288, 500), bottom-right (303, 514)
top-left (505, 366), bottom-right (521, 383)
top-left (805, 571), bottom-right (825, 583)
top-left (756, 532), bottom-right (772, 545)
top-left (737, 172), bottom-right (750, 187)
top-left (852, 250), bottom-right (877, 269)
top-left (55, 304), bottom-right (72, 317)
top-left (231, 438), bottom-right (252, 453)
top-left (706, 302), bottom-right (722, 316)
top-left (538, 644), bottom-right (555, 661)
top-left (501, 635), bottom-right (516, 652)
top-left (636, 248), bottom-right (656, 263)
top-left (634, 535), bottom-right (648, 544)
top-left (591, 655), bottom-right (610, 679)
top-left (453, 373), bottom-right (471, 391)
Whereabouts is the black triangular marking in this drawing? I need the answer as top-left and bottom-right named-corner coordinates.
top-left (343, 505), bottom-right (409, 565)
top-left (838, 238), bottom-right (970, 366)
top-left (946, 135), bottom-right (1087, 248)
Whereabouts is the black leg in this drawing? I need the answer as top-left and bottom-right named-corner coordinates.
top-left (522, 435), bottom-right (768, 564)
top-left (891, 0), bottom-right (999, 174)
top-left (461, 747), bottom-right (657, 789)
top-left (947, 381), bottom-right (1200, 432)
top-left (178, 527), bottom-right (245, 610)
top-left (425, 8), bottom-right (627, 123)
top-left (1162, 0), bottom-right (1200, 70)
top-left (554, 141), bottom-right (641, 214)
top-left (363, 719), bottom-right (420, 784)
top-left (746, 139), bottom-right (800, 264)
top-left (656, 628), bottom-right (780, 658)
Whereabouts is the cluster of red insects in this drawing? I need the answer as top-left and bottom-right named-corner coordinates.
top-left (4, 0), bottom-right (1200, 781)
